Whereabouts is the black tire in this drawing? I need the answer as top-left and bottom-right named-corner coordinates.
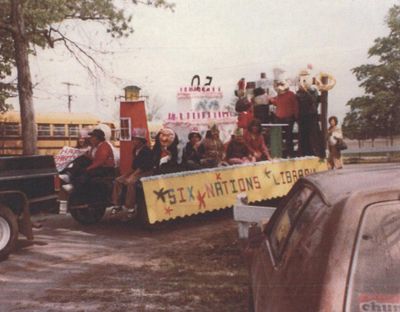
top-left (70, 205), bottom-right (106, 225)
top-left (0, 204), bottom-right (19, 261)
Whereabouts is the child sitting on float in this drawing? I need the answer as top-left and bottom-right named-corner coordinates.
top-left (244, 118), bottom-right (271, 161)
top-left (225, 128), bottom-right (256, 165)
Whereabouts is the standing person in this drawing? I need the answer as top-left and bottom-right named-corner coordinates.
top-left (198, 124), bottom-right (225, 167)
top-left (182, 128), bottom-right (202, 170)
top-left (225, 128), bottom-right (256, 165)
top-left (327, 116), bottom-right (343, 169)
top-left (296, 73), bottom-right (326, 158)
top-left (244, 119), bottom-right (271, 161)
top-left (270, 81), bottom-right (299, 157)
top-left (112, 128), bottom-right (153, 211)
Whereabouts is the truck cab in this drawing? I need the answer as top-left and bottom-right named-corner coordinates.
top-left (0, 155), bottom-right (57, 260)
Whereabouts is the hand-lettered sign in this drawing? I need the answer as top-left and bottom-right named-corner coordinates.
top-left (54, 146), bottom-right (85, 172)
top-left (141, 157), bottom-right (328, 224)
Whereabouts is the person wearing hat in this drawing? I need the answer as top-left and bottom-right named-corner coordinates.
top-left (198, 124), bottom-right (225, 168)
top-left (225, 128), bottom-right (255, 165)
top-left (85, 129), bottom-right (115, 173)
top-left (296, 71), bottom-right (326, 158)
top-left (182, 128), bottom-right (202, 170)
top-left (112, 128), bottom-right (153, 212)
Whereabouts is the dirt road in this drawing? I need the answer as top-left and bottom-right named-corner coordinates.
top-left (0, 210), bottom-right (248, 312)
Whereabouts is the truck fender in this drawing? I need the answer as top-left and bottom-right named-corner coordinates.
top-left (0, 191), bottom-right (33, 240)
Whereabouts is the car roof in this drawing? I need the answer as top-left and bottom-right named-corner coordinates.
top-left (301, 165), bottom-right (400, 205)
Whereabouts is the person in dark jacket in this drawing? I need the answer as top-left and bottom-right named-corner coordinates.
top-left (182, 128), bottom-right (202, 170)
top-left (152, 127), bottom-right (179, 174)
top-left (112, 128), bottom-right (153, 211)
top-left (296, 73), bottom-right (326, 158)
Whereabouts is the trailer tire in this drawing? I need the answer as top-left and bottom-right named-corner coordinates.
top-left (70, 205), bottom-right (106, 225)
top-left (0, 204), bottom-right (18, 261)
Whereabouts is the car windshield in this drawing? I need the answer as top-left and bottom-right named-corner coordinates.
top-left (347, 201), bottom-right (400, 312)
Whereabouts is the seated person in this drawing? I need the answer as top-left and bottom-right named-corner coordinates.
top-left (182, 128), bottom-right (202, 170)
top-left (244, 119), bottom-right (271, 161)
top-left (152, 127), bottom-right (179, 174)
top-left (64, 129), bottom-right (115, 191)
top-left (198, 124), bottom-right (225, 167)
top-left (112, 128), bottom-right (153, 212)
top-left (225, 128), bottom-right (256, 165)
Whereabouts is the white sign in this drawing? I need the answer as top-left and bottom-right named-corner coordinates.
top-left (54, 146), bottom-right (85, 172)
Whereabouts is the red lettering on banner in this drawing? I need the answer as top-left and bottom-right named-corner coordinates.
top-left (197, 191), bottom-right (206, 209)
top-left (164, 206), bottom-right (173, 216)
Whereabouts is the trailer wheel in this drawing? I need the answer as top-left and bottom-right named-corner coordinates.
top-left (0, 204), bottom-right (18, 261)
top-left (70, 205), bottom-right (106, 225)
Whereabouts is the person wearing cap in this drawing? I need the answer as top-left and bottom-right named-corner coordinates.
top-left (85, 129), bottom-right (115, 174)
top-left (182, 129), bottom-right (202, 170)
top-left (112, 128), bottom-right (153, 212)
top-left (198, 124), bottom-right (225, 168)
top-left (225, 128), bottom-right (256, 165)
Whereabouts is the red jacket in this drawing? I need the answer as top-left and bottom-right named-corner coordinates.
top-left (270, 91), bottom-right (299, 120)
top-left (87, 142), bottom-right (115, 171)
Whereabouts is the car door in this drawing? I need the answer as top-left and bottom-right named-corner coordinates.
top-left (345, 200), bottom-right (400, 312)
top-left (251, 184), bottom-right (319, 311)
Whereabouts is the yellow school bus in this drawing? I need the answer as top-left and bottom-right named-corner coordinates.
top-left (0, 111), bottom-right (117, 155)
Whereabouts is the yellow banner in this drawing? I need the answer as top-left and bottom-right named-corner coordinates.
top-left (142, 157), bottom-right (328, 224)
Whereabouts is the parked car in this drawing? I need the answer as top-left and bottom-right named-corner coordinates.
top-left (246, 166), bottom-right (400, 312)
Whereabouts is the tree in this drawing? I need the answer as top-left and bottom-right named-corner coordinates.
top-left (0, 0), bottom-right (173, 155)
top-left (345, 5), bottom-right (400, 145)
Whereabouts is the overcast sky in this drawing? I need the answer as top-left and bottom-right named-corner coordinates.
top-left (12, 0), bottom-right (398, 123)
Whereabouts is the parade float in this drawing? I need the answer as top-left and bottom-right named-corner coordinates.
top-left (63, 70), bottom-right (335, 226)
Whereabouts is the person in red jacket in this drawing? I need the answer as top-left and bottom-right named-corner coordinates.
top-left (86, 129), bottom-right (115, 176)
top-left (270, 81), bottom-right (299, 157)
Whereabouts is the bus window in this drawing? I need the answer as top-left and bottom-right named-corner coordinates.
top-left (38, 124), bottom-right (51, 137)
top-left (68, 124), bottom-right (79, 137)
top-left (4, 123), bottom-right (20, 136)
top-left (53, 124), bottom-right (66, 137)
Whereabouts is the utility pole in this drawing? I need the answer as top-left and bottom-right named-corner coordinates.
top-left (62, 82), bottom-right (79, 112)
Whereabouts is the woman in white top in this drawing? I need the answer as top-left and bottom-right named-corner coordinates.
top-left (327, 116), bottom-right (343, 169)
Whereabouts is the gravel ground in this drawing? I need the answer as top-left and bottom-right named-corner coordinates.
top-left (0, 209), bottom-right (249, 312)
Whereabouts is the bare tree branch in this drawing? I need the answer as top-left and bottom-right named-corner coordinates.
top-left (49, 27), bottom-right (105, 78)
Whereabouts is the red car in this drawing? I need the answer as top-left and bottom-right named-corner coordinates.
top-left (246, 166), bottom-right (400, 312)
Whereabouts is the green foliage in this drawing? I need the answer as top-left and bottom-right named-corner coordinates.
top-left (345, 5), bottom-right (400, 142)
